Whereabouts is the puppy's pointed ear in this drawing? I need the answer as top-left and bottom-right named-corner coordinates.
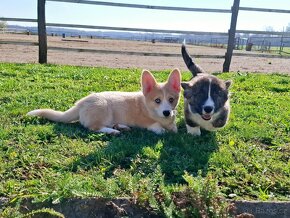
top-left (181, 82), bottom-right (192, 99)
top-left (141, 70), bottom-right (157, 95)
top-left (225, 80), bottom-right (232, 89)
top-left (167, 68), bottom-right (181, 93)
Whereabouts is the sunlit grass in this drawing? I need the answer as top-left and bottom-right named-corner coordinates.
top-left (0, 63), bottom-right (289, 217)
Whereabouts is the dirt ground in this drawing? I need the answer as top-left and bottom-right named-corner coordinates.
top-left (1, 33), bottom-right (290, 74)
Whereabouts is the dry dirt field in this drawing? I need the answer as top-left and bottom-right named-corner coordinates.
top-left (1, 33), bottom-right (290, 74)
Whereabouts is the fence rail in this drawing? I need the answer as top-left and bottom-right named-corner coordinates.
top-left (1, 0), bottom-right (290, 71)
top-left (0, 18), bottom-right (37, 23)
top-left (239, 7), bottom-right (290, 14)
top-left (46, 23), bottom-right (230, 36)
top-left (236, 30), bottom-right (290, 36)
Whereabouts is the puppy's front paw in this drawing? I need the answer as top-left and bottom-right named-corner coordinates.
top-left (113, 124), bottom-right (131, 131)
top-left (98, 127), bottom-right (121, 135)
top-left (168, 124), bottom-right (178, 133)
top-left (153, 128), bottom-right (166, 135)
top-left (148, 123), bottom-right (165, 134)
top-left (186, 125), bottom-right (201, 136)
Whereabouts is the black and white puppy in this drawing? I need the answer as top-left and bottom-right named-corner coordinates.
top-left (181, 44), bottom-right (232, 136)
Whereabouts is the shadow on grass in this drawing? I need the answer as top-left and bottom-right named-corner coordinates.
top-left (52, 123), bottom-right (160, 173)
top-left (51, 121), bottom-right (218, 185)
top-left (159, 128), bottom-right (218, 184)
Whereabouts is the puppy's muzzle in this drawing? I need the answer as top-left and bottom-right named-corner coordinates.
top-left (203, 106), bottom-right (214, 114)
top-left (202, 106), bottom-right (214, 121)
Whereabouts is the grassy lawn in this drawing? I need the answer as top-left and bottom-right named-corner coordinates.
top-left (0, 63), bottom-right (289, 217)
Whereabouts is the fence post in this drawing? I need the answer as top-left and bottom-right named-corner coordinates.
top-left (223, 0), bottom-right (240, 72)
top-left (38, 0), bottom-right (47, 64)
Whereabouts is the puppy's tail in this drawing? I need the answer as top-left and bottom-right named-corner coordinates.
top-left (27, 106), bottom-right (79, 123)
top-left (181, 41), bottom-right (206, 76)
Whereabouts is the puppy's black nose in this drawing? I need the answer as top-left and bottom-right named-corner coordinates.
top-left (163, 110), bottom-right (170, 117)
top-left (203, 106), bottom-right (213, 113)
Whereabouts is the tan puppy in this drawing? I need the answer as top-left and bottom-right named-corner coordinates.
top-left (27, 69), bottom-right (181, 135)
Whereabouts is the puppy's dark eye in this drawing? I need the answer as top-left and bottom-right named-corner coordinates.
top-left (169, 97), bottom-right (174, 103)
top-left (155, 98), bottom-right (161, 104)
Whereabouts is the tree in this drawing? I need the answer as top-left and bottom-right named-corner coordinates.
top-left (0, 21), bottom-right (7, 30)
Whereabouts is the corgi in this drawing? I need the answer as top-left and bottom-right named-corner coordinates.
top-left (27, 69), bottom-right (181, 135)
top-left (181, 44), bottom-right (232, 136)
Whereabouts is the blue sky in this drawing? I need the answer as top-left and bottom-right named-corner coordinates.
top-left (1, 0), bottom-right (290, 32)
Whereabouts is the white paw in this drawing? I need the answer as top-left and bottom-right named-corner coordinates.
top-left (154, 128), bottom-right (166, 134)
top-left (169, 124), bottom-right (178, 133)
top-left (186, 125), bottom-right (201, 136)
top-left (98, 127), bottom-right (121, 135)
top-left (113, 124), bottom-right (131, 131)
top-left (148, 123), bottom-right (165, 134)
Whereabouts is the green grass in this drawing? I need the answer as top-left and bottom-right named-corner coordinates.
top-left (0, 63), bottom-right (289, 217)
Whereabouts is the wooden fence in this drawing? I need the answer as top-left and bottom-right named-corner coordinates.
top-left (1, 0), bottom-right (290, 71)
